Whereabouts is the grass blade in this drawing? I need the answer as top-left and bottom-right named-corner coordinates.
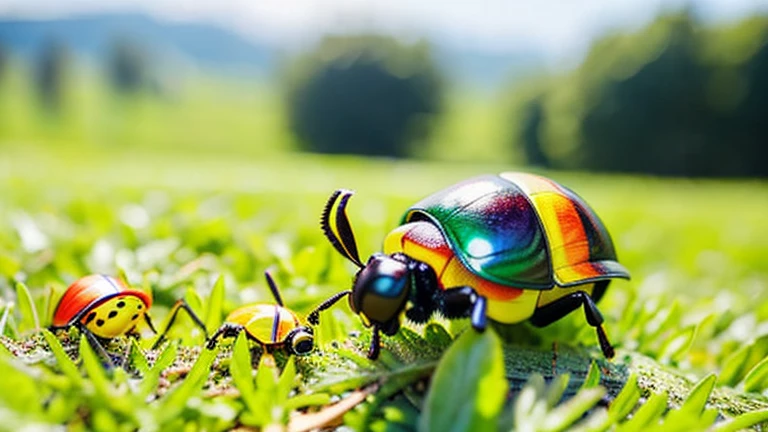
top-left (140, 343), bottom-right (177, 399)
top-left (617, 391), bottom-right (667, 432)
top-left (608, 374), bottom-right (640, 421)
top-left (130, 338), bottom-right (150, 375)
top-left (205, 275), bottom-right (225, 333)
top-left (542, 387), bottom-right (606, 432)
top-left (743, 356), bottom-right (768, 393)
top-left (15, 281), bottom-right (40, 331)
top-left (580, 360), bottom-right (601, 390)
top-left (78, 336), bottom-right (112, 402)
top-left (42, 329), bottom-right (82, 386)
top-left (157, 345), bottom-right (217, 423)
top-left (229, 332), bottom-right (258, 412)
top-left (711, 409), bottom-right (768, 432)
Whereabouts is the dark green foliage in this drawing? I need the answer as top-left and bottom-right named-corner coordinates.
top-left (107, 38), bottom-right (150, 94)
top-left (35, 39), bottom-right (69, 112)
top-left (285, 35), bottom-right (444, 157)
top-left (519, 96), bottom-right (550, 167)
top-left (514, 12), bottom-right (768, 177)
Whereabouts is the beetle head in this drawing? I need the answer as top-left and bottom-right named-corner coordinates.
top-left (349, 254), bottom-right (410, 325)
top-left (321, 190), bottom-right (411, 322)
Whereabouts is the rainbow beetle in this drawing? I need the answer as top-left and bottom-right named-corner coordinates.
top-left (51, 274), bottom-right (206, 362)
top-left (188, 271), bottom-right (315, 356)
top-left (308, 172), bottom-right (630, 359)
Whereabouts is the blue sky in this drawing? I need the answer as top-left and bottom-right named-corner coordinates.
top-left (1, 0), bottom-right (766, 64)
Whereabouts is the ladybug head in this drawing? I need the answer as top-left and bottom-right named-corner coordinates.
top-left (320, 190), bottom-right (411, 324)
top-left (286, 326), bottom-right (314, 356)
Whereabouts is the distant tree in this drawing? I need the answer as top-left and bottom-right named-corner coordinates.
top-left (519, 96), bottom-right (550, 167)
top-left (35, 39), bottom-right (69, 112)
top-left (108, 38), bottom-right (149, 94)
top-left (513, 12), bottom-right (768, 177)
top-left (580, 14), bottom-right (710, 176)
top-left (285, 35), bottom-right (444, 157)
top-left (723, 31), bottom-right (768, 177)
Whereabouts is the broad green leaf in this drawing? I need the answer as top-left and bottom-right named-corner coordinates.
top-left (419, 329), bottom-right (507, 432)
top-left (205, 275), bottom-right (225, 333)
top-left (580, 360), bottom-right (601, 390)
top-left (42, 329), bottom-right (82, 386)
top-left (743, 355), bottom-right (768, 393)
top-left (15, 281), bottom-right (40, 331)
top-left (541, 387), bottom-right (606, 432)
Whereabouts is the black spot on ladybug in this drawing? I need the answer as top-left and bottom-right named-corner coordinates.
top-left (117, 301), bottom-right (126, 308)
top-left (96, 319), bottom-right (105, 327)
top-left (85, 312), bottom-right (97, 324)
top-left (137, 304), bottom-right (143, 310)
top-left (108, 310), bottom-right (118, 319)
top-left (131, 314), bottom-right (139, 320)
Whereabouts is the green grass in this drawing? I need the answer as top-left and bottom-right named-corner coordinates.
top-left (1, 147), bottom-right (768, 430)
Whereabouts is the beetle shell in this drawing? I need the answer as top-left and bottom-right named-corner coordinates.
top-left (52, 274), bottom-right (152, 338)
top-left (402, 172), bottom-right (630, 289)
top-left (226, 304), bottom-right (304, 346)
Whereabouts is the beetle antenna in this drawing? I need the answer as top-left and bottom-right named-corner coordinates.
top-left (335, 191), bottom-right (363, 267)
top-left (321, 189), bottom-right (363, 267)
top-left (264, 271), bottom-right (284, 307)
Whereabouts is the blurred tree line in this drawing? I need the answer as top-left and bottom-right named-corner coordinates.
top-left (1, 11), bottom-right (767, 177)
top-left (511, 12), bottom-right (768, 177)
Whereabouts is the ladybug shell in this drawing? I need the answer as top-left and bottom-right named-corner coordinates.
top-left (225, 304), bottom-right (303, 346)
top-left (401, 172), bottom-right (630, 289)
top-left (52, 275), bottom-right (152, 327)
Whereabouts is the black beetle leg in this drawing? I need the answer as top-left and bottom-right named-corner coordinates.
top-left (152, 299), bottom-right (209, 350)
top-left (367, 325), bottom-right (381, 360)
top-left (307, 290), bottom-right (351, 326)
top-left (144, 313), bottom-right (158, 335)
top-left (206, 323), bottom-right (245, 350)
top-left (529, 290), bottom-right (615, 359)
top-left (403, 258), bottom-right (439, 324)
top-left (76, 323), bottom-right (115, 369)
top-left (438, 286), bottom-right (487, 332)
